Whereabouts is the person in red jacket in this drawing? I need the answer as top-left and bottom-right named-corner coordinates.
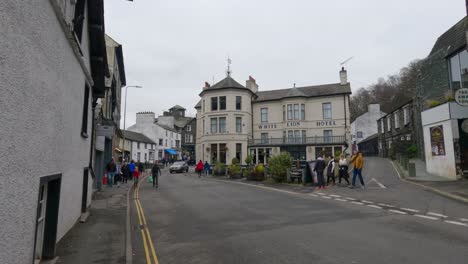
top-left (196, 160), bottom-right (204, 178)
top-left (133, 167), bottom-right (140, 187)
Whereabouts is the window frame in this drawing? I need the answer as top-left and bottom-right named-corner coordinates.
top-left (301, 104), bottom-right (305, 120)
top-left (235, 96), bottom-right (242, 110)
top-left (211, 97), bottom-right (218, 111)
top-left (260, 108), bottom-right (268, 123)
top-left (80, 85), bottom-right (90, 138)
top-left (322, 102), bottom-right (332, 120)
top-left (287, 104), bottom-right (293, 120)
top-left (236, 117), bottom-right (242, 133)
top-left (219, 96), bottom-right (226, 110)
top-left (210, 118), bottom-right (218, 134)
top-left (219, 117), bottom-right (226, 133)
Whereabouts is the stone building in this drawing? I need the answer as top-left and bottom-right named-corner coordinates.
top-left (416, 15), bottom-right (468, 179)
top-left (195, 69), bottom-right (352, 165)
top-left (377, 100), bottom-right (416, 159)
top-left (0, 1), bottom-right (107, 263)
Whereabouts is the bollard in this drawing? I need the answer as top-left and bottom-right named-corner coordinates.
top-left (408, 162), bottom-right (416, 177)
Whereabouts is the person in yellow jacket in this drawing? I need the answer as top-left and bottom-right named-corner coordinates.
top-left (350, 151), bottom-right (365, 189)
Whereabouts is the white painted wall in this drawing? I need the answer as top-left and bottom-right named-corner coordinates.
top-left (421, 102), bottom-right (466, 180)
top-left (128, 112), bottom-right (181, 159)
top-left (0, 1), bottom-right (94, 263)
top-left (351, 104), bottom-right (386, 146)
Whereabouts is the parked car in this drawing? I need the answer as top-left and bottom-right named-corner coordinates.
top-left (169, 161), bottom-right (189, 173)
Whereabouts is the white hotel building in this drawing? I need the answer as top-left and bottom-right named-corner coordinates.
top-left (195, 68), bottom-right (352, 165)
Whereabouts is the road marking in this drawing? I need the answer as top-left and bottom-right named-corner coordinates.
top-left (321, 196), bottom-right (332, 199)
top-left (334, 198), bottom-right (347, 202)
top-left (329, 194), bottom-right (341, 198)
top-left (415, 214), bottom-right (439, 220)
top-left (344, 197), bottom-right (356, 200)
top-left (134, 175), bottom-right (160, 264)
top-left (351, 201), bottom-right (364, 205)
top-left (367, 205), bottom-right (383, 209)
top-left (427, 212), bottom-right (448, 218)
top-left (378, 203), bottom-right (394, 207)
top-left (401, 208), bottom-right (419, 213)
top-left (460, 218), bottom-right (468, 222)
top-left (389, 209), bottom-right (408, 215)
top-left (361, 200), bottom-right (373, 204)
top-left (316, 192), bottom-right (325, 195)
top-left (309, 194), bottom-right (319, 197)
top-left (366, 178), bottom-right (386, 189)
top-left (444, 220), bottom-right (468, 227)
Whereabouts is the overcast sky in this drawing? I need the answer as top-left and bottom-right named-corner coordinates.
top-left (104, 0), bottom-right (465, 128)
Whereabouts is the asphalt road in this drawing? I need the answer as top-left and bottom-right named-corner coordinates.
top-left (131, 158), bottom-right (468, 264)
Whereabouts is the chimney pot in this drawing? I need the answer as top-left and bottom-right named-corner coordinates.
top-left (339, 68), bottom-right (348, 85)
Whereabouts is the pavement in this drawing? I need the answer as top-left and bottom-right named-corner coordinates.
top-left (392, 159), bottom-right (468, 203)
top-left (55, 181), bottom-right (131, 264)
top-left (131, 158), bottom-right (468, 264)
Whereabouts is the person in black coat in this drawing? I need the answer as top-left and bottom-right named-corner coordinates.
top-left (313, 156), bottom-right (326, 190)
top-left (151, 161), bottom-right (161, 188)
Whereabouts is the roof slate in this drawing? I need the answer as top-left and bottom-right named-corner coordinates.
top-left (429, 16), bottom-right (467, 57)
top-left (255, 83), bottom-right (351, 102)
top-left (123, 130), bottom-right (155, 144)
top-left (203, 75), bottom-right (249, 91)
top-left (170, 105), bottom-right (186, 110)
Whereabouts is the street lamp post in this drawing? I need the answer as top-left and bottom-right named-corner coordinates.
top-left (122, 85), bottom-right (142, 162)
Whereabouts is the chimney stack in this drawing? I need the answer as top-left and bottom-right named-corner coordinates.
top-left (339, 67), bottom-right (348, 85)
top-left (246, 75), bottom-right (258, 93)
top-left (203, 81), bottom-right (211, 90)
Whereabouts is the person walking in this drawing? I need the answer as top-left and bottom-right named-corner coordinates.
top-left (326, 155), bottom-right (336, 186)
top-left (138, 162), bottom-right (144, 175)
top-left (338, 155), bottom-right (350, 186)
top-left (350, 151), bottom-right (365, 189)
top-left (196, 160), bottom-right (204, 178)
top-left (204, 161), bottom-right (210, 176)
top-left (121, 161), bottom-right (129, 184)
top-left (128, 160), bottom-right (136, 181)
top-left (133, 167), bottom-right (140, 187)
top-left (313, 155), bottom-right (326, 190)
top-left (151, 161), bottom-right (161, 188)
top-left (105, 158), bottom-right (117, 188)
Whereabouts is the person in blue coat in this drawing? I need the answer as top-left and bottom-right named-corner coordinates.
top-left (203, 161), bottom-right (211, 177)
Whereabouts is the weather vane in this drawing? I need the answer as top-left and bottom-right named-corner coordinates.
top-left (226, 57), bottom-right (232, 76)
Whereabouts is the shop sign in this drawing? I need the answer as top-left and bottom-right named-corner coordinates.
top-left (258, 124), bottom-right (278, 129)
top-left (455, 88), bottom-right (468, 106)
top-left (316, 120), bottom-right (336, 126)
top-left (430, 125), bottom-right (445, 156)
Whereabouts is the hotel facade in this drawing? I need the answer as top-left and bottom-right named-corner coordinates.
top-left (195, 68), bottom-right (352, 165)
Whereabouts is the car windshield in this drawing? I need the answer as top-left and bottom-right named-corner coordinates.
top-left (173, 162), bottom-right (185, 166)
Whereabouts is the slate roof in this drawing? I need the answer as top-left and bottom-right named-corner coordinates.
top-left (170, 105), bottom-right (186, 110)
top-left (201, 75), bottom-right (251, 94)
top-left (174, 116), bottom-right (194, 128)
top-left (255, 83), bottom-right (351, 102)
top-left (155, 123), bottom-right (178, 133)
top-left (194, 100), bottom-right (201, 109)
top-left (123, 130), bottom-right (155, 144)
top-left (429, 16), bottom-right (467, 57)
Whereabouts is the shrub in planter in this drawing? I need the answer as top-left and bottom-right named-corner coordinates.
top-left (247, 164), bottom-right (265, 181)
top-left (213, 161), bottom-right (226, 176)
top-left (228, 158), bottom-right (242, 178)
top-left (268, 152), bottom-right (292, 183)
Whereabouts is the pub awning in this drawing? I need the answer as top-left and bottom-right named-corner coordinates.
top-left (165, 149), bottom-right (178, 155)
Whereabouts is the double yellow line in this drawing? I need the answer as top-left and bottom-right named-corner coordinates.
top-left (134, 175), bottom-right (159, 264)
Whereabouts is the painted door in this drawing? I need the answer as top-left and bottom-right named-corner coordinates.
top-left (34, 184), bottom-right (48, 262)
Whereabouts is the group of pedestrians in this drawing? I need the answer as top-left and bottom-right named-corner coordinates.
top-left (105, 158), bottom-right (142, 188)
top-left (313, 150), bottom-right (365, 190)
top-left (195, 160), bottom-right (211, 178)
